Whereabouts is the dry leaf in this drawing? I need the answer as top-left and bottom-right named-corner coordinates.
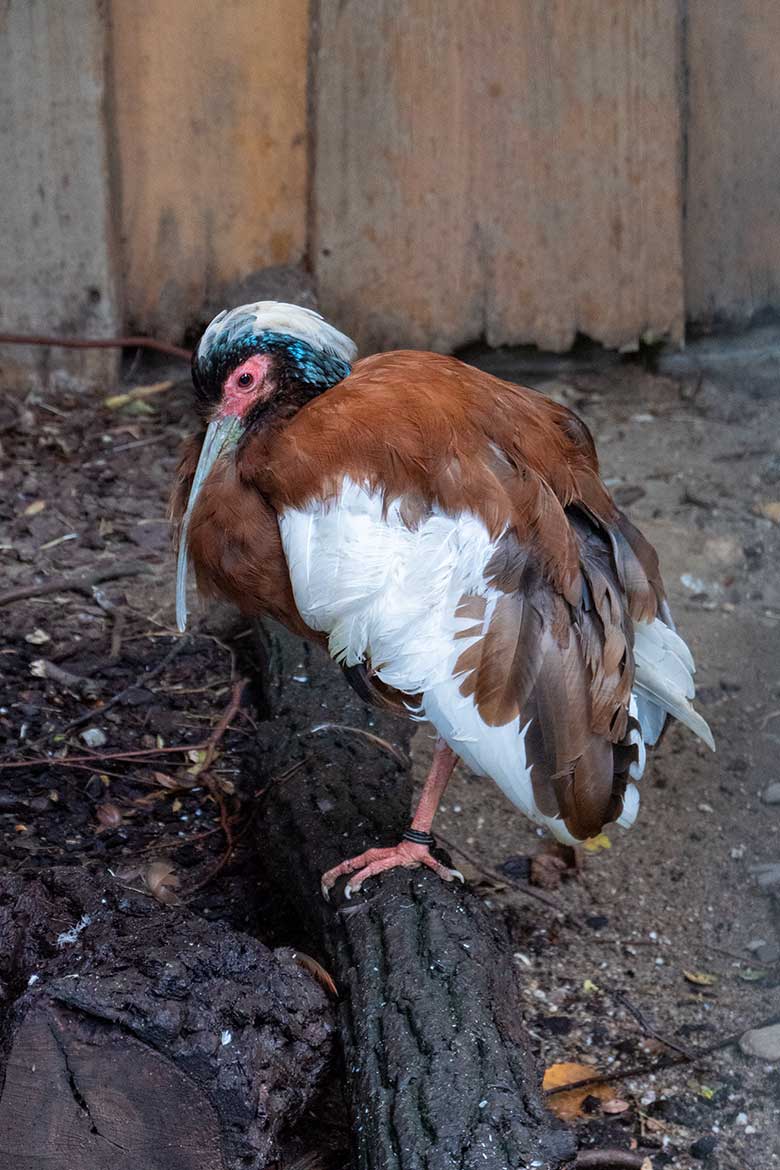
top-left (683, 969), bottom-right (717, 987)
top-left (543, 1062), bottom-right (612, 1120)
top-left (602, 1098), bottom-right (631, 1114)
top-left (754, 501), bottom-right (780, 524)
top-left (104, 379), bottom-right (174, 410)
top-left (145, 859), bottom-right (181, 905)
top-left (171, 798), bottom-right (182, 813)
top-left (187, 747), bottom-right (212, 777)
top-left (583, 833), bottom-right (612, 853)
top-left (95, 802), bottom-right (123, 831)
top-left (582, 978), bottom-right (600, 993)
top-left (23, 499), bottom-right (46, 516)
top-left (152, 771), bottom-right (180, 790)
top-left (738, 968), bottom-right (766, 982)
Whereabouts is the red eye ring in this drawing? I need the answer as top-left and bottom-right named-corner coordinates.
top-left (237, 371), bottom-right (254, 388)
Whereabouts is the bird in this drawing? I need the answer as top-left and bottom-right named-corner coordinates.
top-left (172, 301), bottom-right (714, 898)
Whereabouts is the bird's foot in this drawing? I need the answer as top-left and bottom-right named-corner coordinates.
top-left (320, 839), bottom-right (464, 900)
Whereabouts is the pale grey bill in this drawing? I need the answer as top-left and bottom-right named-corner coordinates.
top-left (176, 415), bottom-right (243, 632)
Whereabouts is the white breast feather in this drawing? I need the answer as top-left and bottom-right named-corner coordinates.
top-left (279, 478), bottom-right (711, 843)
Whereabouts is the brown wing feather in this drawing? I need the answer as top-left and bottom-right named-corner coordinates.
top-left (179, 350), bottom-right (666, 831)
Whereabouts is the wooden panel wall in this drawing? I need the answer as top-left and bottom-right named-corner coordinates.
top-left (110, 0), bottom-right (309, 340)
top-left (313, 0), bottom-right (685, 355)
top-left (0, 1), bottom-right (120, 390)
top-left (685, 1), bottom-right (780, 325)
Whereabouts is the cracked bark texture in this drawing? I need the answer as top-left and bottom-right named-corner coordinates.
top-left (0, 866), bottom-right (334, 1170)
top-left (252, 624), bottom-right (576, 1170)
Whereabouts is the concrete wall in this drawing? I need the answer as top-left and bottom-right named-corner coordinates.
top-left (0, 1), bottom-right (120, 391)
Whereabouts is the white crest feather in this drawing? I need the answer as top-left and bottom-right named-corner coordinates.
top-left (198, 301), bottom-right (357, 363)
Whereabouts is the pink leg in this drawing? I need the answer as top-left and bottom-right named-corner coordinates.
top-left (321, 738), bottom-right (463, 899)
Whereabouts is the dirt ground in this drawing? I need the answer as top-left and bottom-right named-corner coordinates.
top-left (1, 342), bottom-right (778, 1168)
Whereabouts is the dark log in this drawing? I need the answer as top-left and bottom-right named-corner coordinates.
top-left (0, 866), bottom-right (335, 1170)
top-left (251, 624), bottom-right (576, 1170)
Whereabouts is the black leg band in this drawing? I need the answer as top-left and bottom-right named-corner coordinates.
top-left (402, 827), bottom-right (435, 848)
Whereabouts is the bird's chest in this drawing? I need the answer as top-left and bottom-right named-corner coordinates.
top-left (188, 470), bottom-right (315, 637)
top-left (278, 478), bottom-right (499, 694)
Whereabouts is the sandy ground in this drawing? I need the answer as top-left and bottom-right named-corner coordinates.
top-left (1, 343), bottom-right (778, 1167)
top-left (417, 352), bottom-right (780, 1169)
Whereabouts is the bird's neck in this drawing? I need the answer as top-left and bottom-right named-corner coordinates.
top-left (241, 350), bottom-right (351, 452)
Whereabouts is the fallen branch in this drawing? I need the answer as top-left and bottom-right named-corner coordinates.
top-left (252, 623), bottom-right (576, 1170)
top-left (574, 1151), bottom-right (650, 1169)
top-left (0, 560), bottom-right (153, 607)
top-left (0, 867), bottom-right (333, 1169)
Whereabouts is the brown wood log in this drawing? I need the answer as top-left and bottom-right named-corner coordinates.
top-left (0, 865), bottom-right (335, 1170)
top-left (251, 623), bottom-right (576, 1170)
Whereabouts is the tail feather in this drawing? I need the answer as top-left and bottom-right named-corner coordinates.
top-left (632, 613), bottom-right (714, 749)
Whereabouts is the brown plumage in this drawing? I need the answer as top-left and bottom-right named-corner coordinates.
top-left (174, 305), bottom-right (710, 868)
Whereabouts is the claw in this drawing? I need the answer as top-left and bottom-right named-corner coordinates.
top-left (320, 838), bottom-right (467, 902)
top-left (320, 880), bottom-right (331, 902)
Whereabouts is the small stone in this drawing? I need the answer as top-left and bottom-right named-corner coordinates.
top-left (690, 1134), bottom-right (718, 1160)
top-left (762, 782), bottom-right (780, 805)
top-left (80, 727), bottom-right (107, 748)
top-left (750, 862), bottom-right (780, 890)
top-left (755, 942), bottom-right (780, 963)
top-left (739, 1023), bottom-right (780, 1062)
top-left (25, 627), bottom-right (51, 645)
top-left (500, 855), bottom-right (531, 880)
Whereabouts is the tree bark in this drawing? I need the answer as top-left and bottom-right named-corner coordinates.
top-left (0, 865), bottom-right (334, 1170)
top-left (252, 623), bottom-right (576, 1170)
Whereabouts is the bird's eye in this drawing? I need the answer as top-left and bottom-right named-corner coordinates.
top-left (237, 371), bottom-right (254, 389)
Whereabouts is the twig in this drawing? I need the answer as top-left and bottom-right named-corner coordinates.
top-left (612, 990), bottom-right (693, 1060)
top-left (0, 560), bottom-right (152, 607)
top-left (183, 788), bottom-right (237, 894)
top-left (0, 681), bottom-right (246, 772)
top-left (574, 1151), bottom-right (649, 1169)
top-left (435, 832), bottom-right (566, 914)
top-left (53, 638), bottom-right (187, 739)
top-left (176, 680), bottom-right (248, 894)
top-left (0, 745), bottom-right (207, 770)
top-left (303, 722), bottom-right (411, 766)
top-left (545, 1014), bottom-right (780, 1097)
top-left (29, 659), bottom-right (100, 699)
top-left (0, 331), bottom-right (190, 361)
top-left (200, 679), bottom-right (248, 770)
top-left (110, 610), bottom-right (127, 660)
top-left (701, 941), bottom-right (779, 970)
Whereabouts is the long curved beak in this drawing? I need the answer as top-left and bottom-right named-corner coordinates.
top-left (176, 415), bottom-right (243, 632)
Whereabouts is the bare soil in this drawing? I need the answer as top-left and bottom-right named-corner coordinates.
top-left (0, 347), bottom-right (778, 1168)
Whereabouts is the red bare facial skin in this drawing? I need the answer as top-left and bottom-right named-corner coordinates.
top-left (217, 353), bottom-right (273, 420)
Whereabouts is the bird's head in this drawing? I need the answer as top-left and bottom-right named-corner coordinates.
top-left (176, 301), bottom-right (357, 631)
